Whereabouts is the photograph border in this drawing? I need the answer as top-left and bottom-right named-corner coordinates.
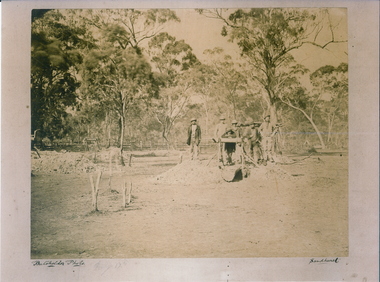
top-left (2, 0), bottom-right (379, 281)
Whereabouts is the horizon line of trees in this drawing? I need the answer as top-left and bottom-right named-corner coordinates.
top-left (31, 8), bottom-right (348, 158)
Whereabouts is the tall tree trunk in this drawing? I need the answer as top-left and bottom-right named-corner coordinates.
top-left (327, 111), bottom-right (336, 144)
top-left (232, 94), bottom-right (237, 120)
top-left (118, 117), bottom-right (122, 147)
top-left (119, 113), bottom-right (125, 166)
top-left (307, 116), bottom-right (326, 149)
top-left (280, 99), bottom-right (326, 149)
top-left (262, 86), bottom-right (278, 124)
top-left (163, 134), bottom-right (171, 150)
top-left (205, 107), bottom-right (209, 137)
top-left (269, 103), bottom-right (278, 124)
top-left (105, 112), bottom-right (111, 148)
top-left (108, 123), bottom-right (111, 148)
top-left (327, 120), bottom-right (332, 144)
top-left (162, 118), bottom-right (175, 150)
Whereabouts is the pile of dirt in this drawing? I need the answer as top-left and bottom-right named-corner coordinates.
top-left (31, 151), bottom-right (97, 174)
top-left (152, 160), bottom-right (223, 185)
top-left (265, 166), bottom-right (292, 179)
top-left (151, 159), bottom-right (295, 185)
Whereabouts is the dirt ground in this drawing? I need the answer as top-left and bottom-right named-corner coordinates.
top-left (31, 148), bottom-right (348, 259)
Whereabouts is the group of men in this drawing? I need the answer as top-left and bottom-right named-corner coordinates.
top-left (187, 115), bottom-right (278, 165)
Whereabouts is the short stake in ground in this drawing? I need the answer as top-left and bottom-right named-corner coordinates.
top-left (89, 171), bottom-right (102, 211)
top-left (122, 180), bottom-right (133, 208)
top-left (128, 154), bottom-right (133, 167)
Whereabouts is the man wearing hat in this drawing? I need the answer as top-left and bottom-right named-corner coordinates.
top-left (230, 120), bottom-right (241, 138)
top-left (214, 116), bottom-right (228, 161)
top-left (187, 117), bottom-right (202, 160)
top-left (222, 120), bottom-right (242, 164)
top-left (259, 115), bottom-right (275, 165)
top-left (249, 122), bottom-right (262, 164)
top-left (231, 120), bottom-right (243, 163)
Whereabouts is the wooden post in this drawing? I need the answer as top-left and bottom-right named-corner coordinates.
top-left (122, 180), bottom-right (133, 207)
top-left (128, 182), bottom-right (132, 205)
top-left (96, 170), bottom-right (102, 190)
top-left (122, 180), bottom-right (127, 208)
top-left (128, 154), bottom-right (133, 167)
top-left (94, 171), bottom-right (102, 210)
top-left (89, 174), bottom-right (95, 210)
top-left (89, 171), bottom-right (102, 211)
top-left (178, 153), bottom-right (183, 164)
top-left (33, 145), bottom-right (41, 158)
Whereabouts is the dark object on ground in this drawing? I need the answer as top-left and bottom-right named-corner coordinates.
top-left (221, 165), bottom-right (242, 182)
top-left (308, 147), bottom-right (318, 154)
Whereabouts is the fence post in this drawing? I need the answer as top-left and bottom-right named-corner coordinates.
top-left (122, 180), bottom-right (127, 207)
top-left (89, 171), bottom-right (102, 212)
top-left (89, 174), bottom-right (95, 209)
top-left (122, 180), bottom-right (133, 207)
top-left (128, 154), bottom-right (133, 167)
top-left (128, 182), bottom-right (132, 205)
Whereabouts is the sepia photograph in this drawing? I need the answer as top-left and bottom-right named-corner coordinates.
top-left (2, 1), bottom-right (379, 281)
top-left (30, 7), bottom-right (349, 259)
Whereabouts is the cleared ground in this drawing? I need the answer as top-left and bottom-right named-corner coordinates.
top-left (31, 149), bottom-right (348, 258)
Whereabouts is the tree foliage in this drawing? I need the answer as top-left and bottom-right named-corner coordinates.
top-left (31, 10), bottom-right (85, 139)
top-left (30, 8), bottom-right (348, 152)
top-left (147, 32), bottom-right (200, 146)
top-left (310, 63), bottom-right (348, 144)
top-left (203, 47), bottom-right (248, 120)
top-left (82, 47), bottom-right (158, 152)
top-left (76, 9), bottom-right (180, 54)
top-left (198, 8), bottom-right (346, 124)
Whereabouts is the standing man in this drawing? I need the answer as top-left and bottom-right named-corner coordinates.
top-left (249, 123), bottom-right (262, 164)
top-left (187, 117), bottom-right (201, 160)
top-left (214, 116), bottom-right (228, 162)
top-left (241, 118), bottom-right (253, 158)
top-left (230, 120), bottom-right (241, 137)
top-left (231, 120), bottom-right (243, 164)
top-left (259, 115), bottom-right (275, 165)
top-left (223, 120), bottom-right (241, 165)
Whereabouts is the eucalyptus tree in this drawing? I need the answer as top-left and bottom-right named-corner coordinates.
top-left (75, 9), bottom-right (180, 54)
top-left (81, 46), bottom-right (158, 163)
top-left (279, 63), bottom-right (348, 149)
top-left (203, 47), bottom-right (247, 121)
top-left (277, 64), bottom-right (327, 149)
top-left (186, 64), bottom-right (219, 136)
top-left (310, 63), bottom-right (348, 145)
top-left (31, 10), bottom-right (88, 140)
top-left (75, 9), bottom-right (180, 160)
top-left (147, 32), bottom-right (200, 147)
top-left (197, 8), bottom-right (347, 124)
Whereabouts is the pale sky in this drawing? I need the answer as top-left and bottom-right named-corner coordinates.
top-left (165, 8), bottom-right (348, 72)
